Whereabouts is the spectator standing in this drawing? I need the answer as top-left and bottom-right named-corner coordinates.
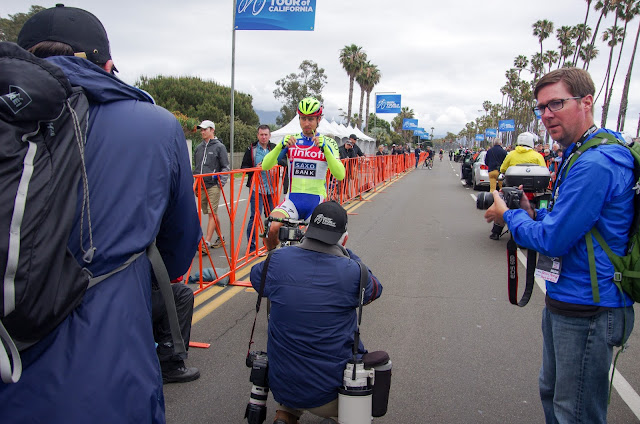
top-left (250, 201), bottom-right (383, 423)
top-left (3, 5), bottom-right (201, 422)
top-left (414, 145), bottom-right (421, 168)
top-left (339, 139), bottom-right (358, 160)
top-left (376, 145), bottom-right (386, 156)
top-left (485, 139), bottom-right (507, 192)
top-left (485, 67), bottom-right (634, 423)
top-left (241, 125), bottom-right (279, 254)
top-left (348, 134), bottom-right (365, 157)
top-left (194, 120), bottom-right (230, 252)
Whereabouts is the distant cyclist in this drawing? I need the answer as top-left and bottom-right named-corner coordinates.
top-left (439, 149), bottom-right (444, 161)
top-left (262, 97), bottom-right (346, 250)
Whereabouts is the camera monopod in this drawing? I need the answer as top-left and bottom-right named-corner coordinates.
top-left (338, 261), bottom-right (376, 424)
top-left (507, 234), bottom-right (536, 307)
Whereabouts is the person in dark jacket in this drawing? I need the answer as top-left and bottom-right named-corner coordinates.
top-left (348, 134), bottom-right (365, 157)
top-left (194, 120), bottom-right (230, 251)
top-left (485, 139), bottom-right (507, 193)
top-left (250, 201), bottom-right (383, 424)
top-left (485, 139), bottom-right (508, 240)
top-left (5, 5), bottom-right (201, 422)
top-left (241, 125), bottom-right (278, 253)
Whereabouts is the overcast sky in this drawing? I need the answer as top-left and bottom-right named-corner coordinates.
top-left (5, 0), bottom-right (640, 137)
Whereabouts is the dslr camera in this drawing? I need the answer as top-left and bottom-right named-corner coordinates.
top-left (245, 351), bottom-right (269, 424)
top-left (476, 163), bottom-right (551, 210)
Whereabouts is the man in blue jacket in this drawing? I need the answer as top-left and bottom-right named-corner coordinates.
top-left (484, 68), bottom-right (634, 424)
top-left (250, 201), bottom-right (383, 424)
top-left (1, 5), bottom-right (201, 423)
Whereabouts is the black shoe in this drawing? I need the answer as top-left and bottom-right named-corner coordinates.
top-left (489, 233), bottom-right (500, 240)
top-left (162, 365), bottom-right (200, 384)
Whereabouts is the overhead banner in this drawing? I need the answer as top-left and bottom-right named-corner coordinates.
top-left (235, 0), bottom-right (317, 31)
top-left (402, 118), bottom-right (418, 130)
top-left (499, 119), bottom-right (515, 132)
top-left (485, 128), bottom-right (498, 137)
top-left (413, 129), bottom-right (426, 136)
top-left (376, 94), bottom-right (401, 114)
top-left (420, 134), bottom-right (431, 140)
top-left (475, 134), bottom-right (485, 141)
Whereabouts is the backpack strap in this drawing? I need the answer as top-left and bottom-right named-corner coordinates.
top-left (573, 132), bottom-right (628, 303)
top-left (0, 321), bottom-right (21, 383)
top-left (85, 242), bottom-right (186, 354)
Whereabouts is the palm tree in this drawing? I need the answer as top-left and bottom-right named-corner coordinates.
top-left (514, 55), bottom-right (529, 77)
top-left (544, 50), bottom-right (560, 72)
top-left (584, 0), bottom-right (614, 69)
top-left (355, 65), bottom-right (367, 129)
top-left (339, 44), bottom-right (367, 126)
top-left (573, 0), bottom-right (593, 64)
top-left (556, 26), bottom-right (575, 68)
top-left (530, 52), bottom-right (545, 81)
top-left (617, 1), bottom-right (640, 131)
top-left (599, 24), bottom-right (624, 126)
top-left (360, 63), bottom-right (381, 133)
top-left (533, 19), bottom-right (554, 58)
top-left (579, 43), bottom-right (600, 69)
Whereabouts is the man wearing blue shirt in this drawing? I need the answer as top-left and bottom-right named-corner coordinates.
top-left (484, 68), bottom-right (635, 424)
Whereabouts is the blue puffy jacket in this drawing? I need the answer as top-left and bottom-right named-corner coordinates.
top-left (504, 129), bottom-right (634, 307)
top-left (250, 245), bottom-right (382, 409)
top-left (0, 57), bottom-right (201, 423)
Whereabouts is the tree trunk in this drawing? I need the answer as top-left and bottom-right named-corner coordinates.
top-left (358, 87), bottom-right (365, 129)
top-left (365, 90), bottom-right (371, 133)
top-left (573, 2), bottom-right (591, 64)
top-left (585, 2), bottom-right (608, 69)
top-left (618, 19), bottom-right (640, 132)
top-left (347, 76), bottom-right (355, 126)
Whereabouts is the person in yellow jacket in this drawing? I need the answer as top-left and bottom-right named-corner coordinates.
top-left (500, 131), bottom-right (547, 173)
top-left (490, 132), bottom-right (546, 240)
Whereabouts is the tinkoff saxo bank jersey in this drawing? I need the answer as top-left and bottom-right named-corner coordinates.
top-left (286, 134), bottom-right (340, 197)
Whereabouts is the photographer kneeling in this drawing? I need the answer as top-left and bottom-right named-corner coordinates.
top-left (249, 201), bottom-right (383, 424)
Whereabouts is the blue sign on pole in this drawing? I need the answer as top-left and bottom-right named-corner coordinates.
top-left (475, 134), bottom-right (485, 141)
top-left (413, 129), bottom-right (425, 137)
top-left (485, 128), bottom-right (498, 137)
top-left (375, 94), bottom-right (401, 114)
top-left (402, 119), bottom-right (418, 130)
top-left (498, 119), bottom-right (515, 132)
top-left (235, 0), bottom-right (317, 31)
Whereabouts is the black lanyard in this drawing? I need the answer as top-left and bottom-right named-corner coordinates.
top-left (549, 125), bottom-right (598, 211)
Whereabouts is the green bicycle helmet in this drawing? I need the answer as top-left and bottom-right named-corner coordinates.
top-left (297, 97), bottom-right (323, 116)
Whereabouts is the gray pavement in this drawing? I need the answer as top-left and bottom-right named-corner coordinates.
top-left (166, 158), bottom-right (640, 423)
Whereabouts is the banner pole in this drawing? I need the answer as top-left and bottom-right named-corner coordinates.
top-left (230, 0), bottom-right (237, 170)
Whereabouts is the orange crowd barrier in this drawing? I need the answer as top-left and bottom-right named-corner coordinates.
top-left (187, 153), bottom-right (416, 292)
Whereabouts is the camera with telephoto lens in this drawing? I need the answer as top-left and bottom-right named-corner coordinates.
top-left (476, 186), bottom-right (523, 210)
top-left (476, 163), bottom-right (551, 210)
top-left (245, 351), bottom-right (269, 424)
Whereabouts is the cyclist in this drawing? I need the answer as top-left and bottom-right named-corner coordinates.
top-left (262, 97), bottom-right (345, 250)
top-left (439, 148), bottom-right (444, 161)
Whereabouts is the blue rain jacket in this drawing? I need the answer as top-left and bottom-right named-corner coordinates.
top-left (250, 246), bottom-right (383, 409)
top-left (504, 129), bottom-right (634, 307)
top-left (0, 57), bottom-right (201, 423)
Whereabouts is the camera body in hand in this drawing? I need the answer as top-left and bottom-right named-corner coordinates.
top-left (476, 164), bottom-right (551, 210)
top-left (476, 186), bottom-right (523, 210)
top-left (245, 351), bottom-right (269, 424)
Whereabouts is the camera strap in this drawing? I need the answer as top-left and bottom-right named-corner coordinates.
top-left (246, 251), bottom-right (273, 359)
top-left (507, 234), bottom-right (535, 306)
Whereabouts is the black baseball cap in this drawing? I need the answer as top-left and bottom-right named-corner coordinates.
top-left (304, 201), bottom-right (348, 244)
top-left (349, 134), bottom-right (357, 141)
top-left (18, 4), bottom-right (115, 69)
